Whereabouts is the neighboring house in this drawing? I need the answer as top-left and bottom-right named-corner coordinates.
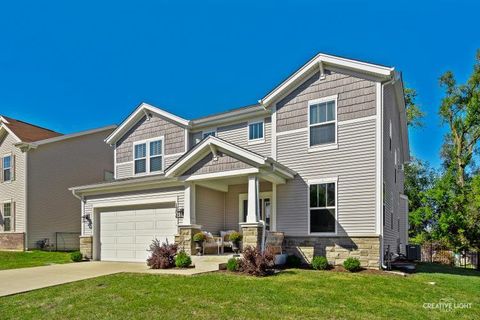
top-left (0, 115), bottom-right (115, 250)
top-left (71, 53), bottom-right (409, 268)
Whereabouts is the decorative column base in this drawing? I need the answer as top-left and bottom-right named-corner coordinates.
top-left (79, 236), bottom-right (93, 260)
top-left (175, 224), bottom-right (202, 255)
top-left (239, 222), bottom-right (264, 250)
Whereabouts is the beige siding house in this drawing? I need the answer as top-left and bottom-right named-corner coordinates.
top-left (71, 53), bottom-right (410, 269)
top-left (0, 116), bottom-right (115, 250)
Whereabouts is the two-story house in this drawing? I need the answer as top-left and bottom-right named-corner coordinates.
top-left (71, 53), bottom-right (410, 269)
top-left (0, 116), bottom-right (115, 250)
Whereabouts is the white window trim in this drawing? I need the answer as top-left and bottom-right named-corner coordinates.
top-left (307, 177), bottom-right (338, 236)
top-left (238, 192), bottom-right (272, 224)
top-left (247, 119), bottom-right (265, 145)
top-left (307, 95), bottom-right (338, 152)
top-left (132, 136), bottom-right (165, 176)
top-left (202, 128), bottom-right (217, 139)
top-left (2, 153), bottom-right (12, 183)
top-left (1, 200), bottom-right (13, 233)
top-left (389, 119), bottom-right (393, 152)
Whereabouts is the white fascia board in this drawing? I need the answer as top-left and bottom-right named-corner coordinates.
top-left (165, 136), bottom-right (266, 177)
top-left (105, 102), bottom-right (191, 145)
top-left (0, 124), bottom-right (22, 143)
top-left (91, 197), bottom-right (178, 209)
top-left (393, 74), bottom-right (411, 163)
top-left (260, 53), bottom-right (394, 107)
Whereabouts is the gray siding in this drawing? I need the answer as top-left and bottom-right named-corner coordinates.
top-left (182, 152), bottom-right (251, 176)
top-left (383, 83), bottom-right (406, 254)
top-left (82, 186), bottom-right (185, 236)
top-left (116, 162), bottom-right (132, 180)
top-left (276, 70), bottom-right (376, 132)
top-left (190, 117), bottom-right (272, 157)
top-left (0, 133), bottom-right (27, 233)
top-left (27, 129), bottom-right (114, 249)
top-left (399, 197), bottom-right (408, 254)
top-left (276, 117), bottom-right (377, 236)
top-left (115, 114), bottom-right (186, 176)
top-left (195, 186), bottom-right (225, 233)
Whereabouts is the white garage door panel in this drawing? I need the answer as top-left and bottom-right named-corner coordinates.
top-left (100, 207), bottom-right (177, 262)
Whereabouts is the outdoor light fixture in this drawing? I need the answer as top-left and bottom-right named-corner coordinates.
top-left (82, 214), bottom-right (92, 229)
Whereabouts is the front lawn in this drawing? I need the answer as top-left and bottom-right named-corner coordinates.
top-left (0, 263), bottom-right (478, 319)
top-left (0, 250), bottom-right (72, 270)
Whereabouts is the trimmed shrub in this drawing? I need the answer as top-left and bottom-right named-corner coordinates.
top-left (241, 246), bottom-right (275, 276)
top-left (226, 258), bottom-right (240, 272)
top-left (147, 239), bottom-right (178, 269)
top-left (286, 255), bottom-right (302, 268)
top-left (312, 256), bottom-right (329, 270)
top-left (343, 257), bottom-right (361, 272)
top-left (175, 251), bottom-right (192, 268)
top-left (228, 232), bottom-right (243, 243)
top-left (193, 232), bottom-right (206, 242)
top-left (70, 251), bottom-right (83, 262)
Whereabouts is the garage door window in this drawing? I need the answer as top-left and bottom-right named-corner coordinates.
top-left (134, 137), bottom-right (164, 175)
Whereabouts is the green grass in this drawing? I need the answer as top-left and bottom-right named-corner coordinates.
top-left (0, 263), bottom-right (478, 319)
top-left (0, 250), bottom-right (72, 270)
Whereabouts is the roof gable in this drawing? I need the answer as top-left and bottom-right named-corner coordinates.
top-left (0, 116), bottom-right (61, 143)
top-left (105, 103), bottom-right (190, 145)
top-left (259, 53), bottom-right (395, 107)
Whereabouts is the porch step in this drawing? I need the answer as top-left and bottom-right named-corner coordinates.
top-left (191, 254), bottom-right (234, 271)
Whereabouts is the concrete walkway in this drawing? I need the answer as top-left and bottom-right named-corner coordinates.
top-left (0, 260), bottom-right (220, 297)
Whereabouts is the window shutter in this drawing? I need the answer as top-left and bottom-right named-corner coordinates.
top-left (0, 157), bottom-right (3, 182)
top-left (12, 202), bottom-right (15, 231)
top-left (11, 154), bottom-right (15, 181)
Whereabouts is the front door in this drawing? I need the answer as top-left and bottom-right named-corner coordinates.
top-left (239, 192), bottom-right (272, 230)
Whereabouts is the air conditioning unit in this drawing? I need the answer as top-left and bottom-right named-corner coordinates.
top-left (406, 244), bottom-right (421, 261)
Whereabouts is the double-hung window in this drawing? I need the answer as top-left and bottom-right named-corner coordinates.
top-left (134, 138), bottom-right (163, 175)
top-left (2, 155), bottom-right (11, 182)
top-left (309, 181), bottom-right (336, 233)
top-left (248, 120), bottom-right (264, 142)
top-left (309, 96), bottom-right (337, 147)
top-left (2, 202), bottom-right (12, 232)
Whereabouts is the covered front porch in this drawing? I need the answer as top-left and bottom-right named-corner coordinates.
top-left (166, 136), bottom-right (296, 255)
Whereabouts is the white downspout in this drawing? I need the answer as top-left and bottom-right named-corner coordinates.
top-left (380, 77), bottom-right (396, 270)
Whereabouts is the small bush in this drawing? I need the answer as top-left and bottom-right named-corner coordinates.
top-left (241, 246), bottom-right (275, 276)
top-left (70, 251), bottom-right (83, 262)
top-left (228, 232), bottom-right (243, 243)
top-left (226, 258), bottom-right (240, 272)
top-left (286, 255), bottom-right (302, 268)
top-left (312, 256), bottom-right (329, 270)
top-left (147, 239), bottom-right (178, 269)
top-left (343, 257), bottom-right (361, 272)
top-left (175, 251), bottom-right (192, 268)
top-left (193, 232), bottom-right (206, 242)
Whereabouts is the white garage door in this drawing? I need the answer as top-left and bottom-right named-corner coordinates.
top-left (100, 206), bottom-right (177, 262)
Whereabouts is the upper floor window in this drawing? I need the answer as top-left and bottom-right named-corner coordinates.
top-left (2, 202), bottom-right (12, 232)
top-left (2, 155), bottom-right (11, 182)
top-left (202, 129), bottom-right (216, 139)
top-left (309, 181), bottom-right (336, 234)
top-left (134, 138), bottom-right (164, 175)
top-left (309, 96), bottom-right (337, 147)
top-left (248, 120), bottom-right (264, 142)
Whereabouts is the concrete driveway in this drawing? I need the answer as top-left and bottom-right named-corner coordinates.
top-left (0, 261), bottom-right (217, 297)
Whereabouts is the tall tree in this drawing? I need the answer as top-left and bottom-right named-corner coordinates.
top-left (404, 87), bottom-right (425, 128)
top-left (439, 50), bottom-right (480, 188)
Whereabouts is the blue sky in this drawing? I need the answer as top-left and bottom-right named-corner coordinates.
top-left (0, 0), bottom-right (478, 168)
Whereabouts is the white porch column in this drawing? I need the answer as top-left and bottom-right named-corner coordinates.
top-left (247, 175), bottom-right (259, 223)
top-left (183, 183), bottom-right (196, 225)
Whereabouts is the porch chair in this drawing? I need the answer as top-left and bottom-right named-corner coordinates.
top-left (220, 230), bottom-right (237, 254)
top-left (202, 232), bottom-right (222, 255)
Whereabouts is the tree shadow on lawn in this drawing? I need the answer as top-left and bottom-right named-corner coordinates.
top-left (416, 262), bottom-right (479, 277)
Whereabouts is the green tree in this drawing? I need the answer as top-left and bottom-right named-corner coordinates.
top-left (439, 50), bottom-right (480, 188)
top-left (404, 87), bottom-right (425, 128)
